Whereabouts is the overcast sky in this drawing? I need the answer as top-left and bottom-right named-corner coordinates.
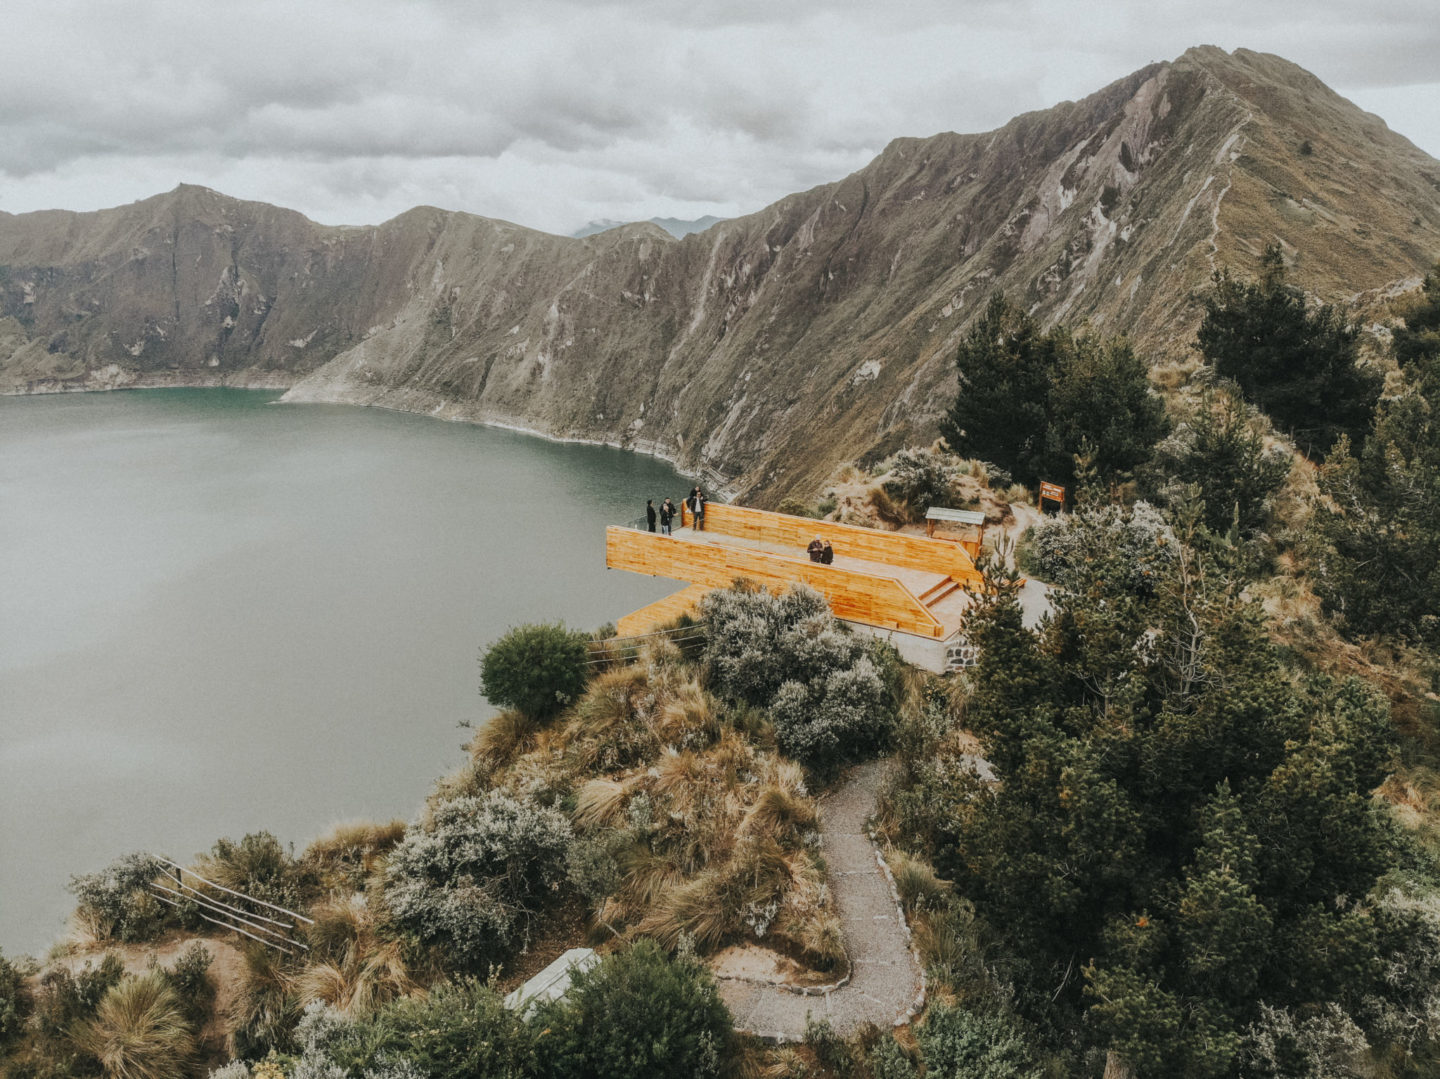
top-left (1, 0), bottom-right (1436, 236)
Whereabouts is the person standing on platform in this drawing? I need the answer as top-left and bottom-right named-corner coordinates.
top-left (660, 497), bottom-right (675, 535)
top-left (694, 488), bottom-right (707, 531)
top-left (646, 499), bottom-right (657, 532)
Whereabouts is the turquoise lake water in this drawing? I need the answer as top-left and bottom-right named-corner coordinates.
top-left (0, 389), bottom-right (689, 954)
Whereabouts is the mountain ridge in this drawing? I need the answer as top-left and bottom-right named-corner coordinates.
top-left (2, 46), bottom-right (1437, 500)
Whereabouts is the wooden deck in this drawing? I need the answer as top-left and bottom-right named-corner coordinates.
top-left (608, 503), bottom-right (984, 639)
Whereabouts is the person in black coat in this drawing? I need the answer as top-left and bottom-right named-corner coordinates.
top-left (820, 541), bottom-right (834, 565)
top-left (646, 499), bottom-right (657, 532)
top-left (659, 498), bottom-right (675, 535)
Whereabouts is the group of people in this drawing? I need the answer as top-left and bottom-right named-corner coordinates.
top-left (641, 495), bottom-right (836, 567)
top-left (644, 488), bottom-right (707, 535)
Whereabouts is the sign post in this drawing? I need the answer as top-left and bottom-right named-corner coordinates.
top-left (1038, 481), bottom-right (1065, 512)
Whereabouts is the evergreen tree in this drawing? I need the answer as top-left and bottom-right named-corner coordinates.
top-left (1195, 245), bottom-right (1380, 455)
top-left (1310, 283), bottom-right (1440, 646)
top-left (1392, 259), bottom-right (1440, 369)
top-left (942, 294), bottom-right (1168, 490)
top-left (941, 295), bottom-right (1051, 484)
top-left (1145, 386), bottom-right (1292, 538)
top-left (920, 506), bottom-right (1427, 1075)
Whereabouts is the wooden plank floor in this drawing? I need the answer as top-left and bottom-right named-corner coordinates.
top-left (641, 525), bottom-right (973, 637)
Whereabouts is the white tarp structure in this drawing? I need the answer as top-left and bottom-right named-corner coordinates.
top-left (503, 948), bottom-right (599, 1016)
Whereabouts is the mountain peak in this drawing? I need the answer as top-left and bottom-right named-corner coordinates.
top-left (2, 48), bottom-right (1436, 501)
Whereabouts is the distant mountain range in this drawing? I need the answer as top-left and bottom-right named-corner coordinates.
top-left (2, 47), bottom-right (1437, 500)
top-left (573, 216), bottom-right (729, 239)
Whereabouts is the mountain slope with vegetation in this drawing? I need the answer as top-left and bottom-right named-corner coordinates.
top-left (2, 46), bottom-right (1437, 500)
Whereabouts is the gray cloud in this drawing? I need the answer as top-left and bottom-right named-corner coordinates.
top-left (0, 0), bottom-right (1435, 232)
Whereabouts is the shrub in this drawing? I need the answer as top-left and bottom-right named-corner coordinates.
top-left (918, 1002), bottom-right (1042, 1079)
top-left (770, 657), bottom-right (889, 772)
top-left (480, 623), bottom-right (591, 721)
top-left (531, 939), bottom-right (731, 1079)
top-left (384, 791), bottom-right (573, 969)
top-left (161, 941), bottom-right (216, 1028)
top-left (201, 831), bottom-right (315, 913)
top-left (1025, 501), bottom-right (1174, 596)
top-left (348, 982), bottom-right (535, 1079)
top-left (230, 944), bottom-right (301, 1060)
top-left (702, 584), bottom-right (895, 769)
top-left (869, 1033), bottom-right (921, 1079)
top-left (68, 852), bottom-right (167, 942)
top-left (0, 948), bottom-right (31, 1046)
top-left (31, 953), bottom-right (125, 1040)
top-left (880, 446), bottom-right (960, 521)
top-left (74, 971), bottom-right (197, 1079)
top-left (803, 1015), bottom-right (852, 1072)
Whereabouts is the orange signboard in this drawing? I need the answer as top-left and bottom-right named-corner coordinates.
top-left (1038, 481), bottom-right (1065, 505)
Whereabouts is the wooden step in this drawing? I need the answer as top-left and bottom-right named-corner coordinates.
top-left (918, 578), bottom-right (961, 606)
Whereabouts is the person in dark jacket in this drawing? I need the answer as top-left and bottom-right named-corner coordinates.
top-left (808, 537), bottom-right (824, 563)
top-left (695, 488), bottom-right (707, 530)
top-left (646, 499), bottom-right (657, 532)
top-left (659, 498), bottom-right (675, 535)
top-left (820, 541), bottom-right (834, 565)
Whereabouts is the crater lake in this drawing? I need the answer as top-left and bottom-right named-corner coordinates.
top-left (0, 388), bottom-right (691, 954)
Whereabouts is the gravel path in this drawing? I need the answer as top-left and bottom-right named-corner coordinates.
top-left (718, 759), bottom-right (924, 1041)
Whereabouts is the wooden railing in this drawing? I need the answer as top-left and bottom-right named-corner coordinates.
top-left (697, 503), bottom-right (984, 587)
top-left (606, 527), bottom-right (945, 638)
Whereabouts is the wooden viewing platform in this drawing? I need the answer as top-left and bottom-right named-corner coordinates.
top-left (607, 503), bottom-right (987, 652)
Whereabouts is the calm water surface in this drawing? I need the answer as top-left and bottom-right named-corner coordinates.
top-left (0, 389), bottom-right (689, 954)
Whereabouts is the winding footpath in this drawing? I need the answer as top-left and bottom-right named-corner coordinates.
top-left (717, 760), bottom-right (925, 1041)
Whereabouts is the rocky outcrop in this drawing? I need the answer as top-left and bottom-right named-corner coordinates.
top-left (3, 47), bottom-right (1437, 500)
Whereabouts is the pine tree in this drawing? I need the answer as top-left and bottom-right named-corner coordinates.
top-left (1196, 246), bottom-right (1380, 455)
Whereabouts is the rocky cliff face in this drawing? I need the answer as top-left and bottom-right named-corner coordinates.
top-left (3, 47), bottom-right (1437, 499)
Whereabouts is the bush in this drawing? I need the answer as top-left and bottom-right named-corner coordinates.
top-left (201, 831), bottom-right (315, 914)
top-left (68, 852), bottom-right (167, 942)
top-left (161, 942), bottom-right (216, 1028)
top-left (73, 972), bottom-right (197, 1079)
top-left (480, 623), bottom-right (591, 721)
top-left (770, 657), bottom-right (889, 772)
top-left (880, 447), bottom-right (960, 521)
top-left (918, 1002), bottom-right (1042, 1079)
top-left (869, 1033), bottom-right (921, 1079)
top-left (1146, 386), bottom-right (1291, 538)
top-left (367, 983), bottom-right (535, 1079)
top-left (384, 791), bottom-right (573, 969)
top-left (31, 953), bottom-right (125, 1040)
top-left (0, 948), bottom-right (31, 1046)
top-left (702, 584), bottom-right (896, 769)
top-left (1024, 501), bottom-right (1174, 596)
top-left (531, 939), bottom-right (732, 1079)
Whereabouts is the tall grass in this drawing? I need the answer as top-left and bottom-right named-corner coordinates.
top-left (74, 972), bottom-right (195, 1079)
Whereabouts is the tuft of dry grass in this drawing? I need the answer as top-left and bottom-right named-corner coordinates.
top-left (75, 972), bottom-right (195, 1079)
top-left (742, 785), bottom-right (818, 838)
top-left (886, 849), bottom-right (952, 915)
top-left (474, 709), bottom-right (540, 765)
top-left (295, 896), bottom-right (419, 1016)
top-left (575, 778), bottom-right (632, 830)
top-left (302, 820), bottom-right (406, 892)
